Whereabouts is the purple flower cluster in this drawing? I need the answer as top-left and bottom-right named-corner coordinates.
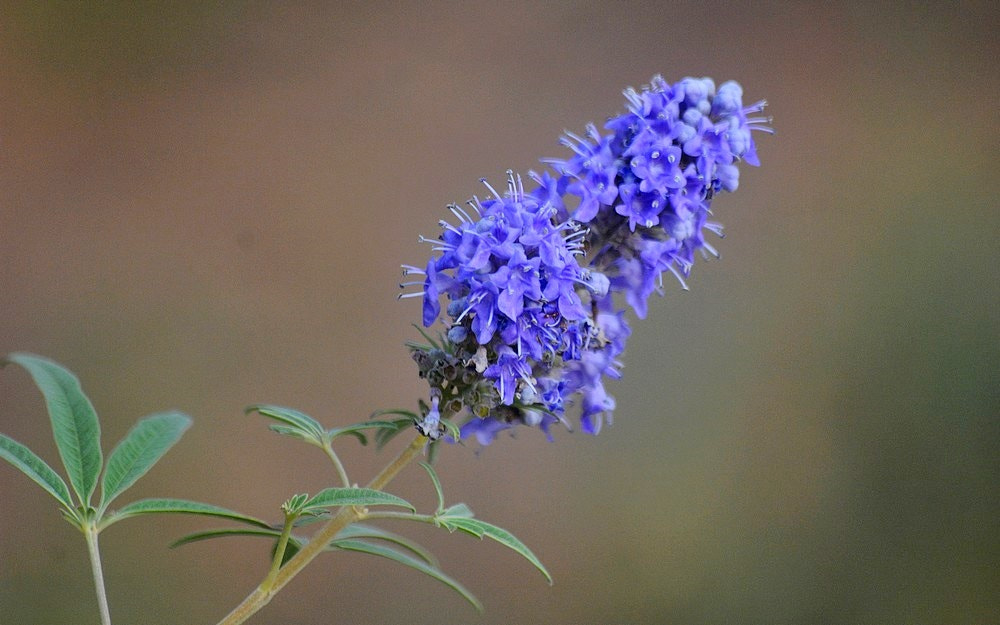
top-left (403, 75), bottom-right (770, 443)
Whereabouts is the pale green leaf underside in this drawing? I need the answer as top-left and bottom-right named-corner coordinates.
top-left (102, 498), bottom-right (271, 530)
top-left (100, 411), bottom-right (192, 511)
top-left (327, 420), bottom-right (411, 446)
top-left (267, 424), bottom-right (314, 441)
top-left (6, 353), bottom-right (103, 506)
top-left (419, 461), bottom-right (445, 512)
top-left (332, 539), bottom-right (482, 612)
top-left (334, 523), bottom-right (437, 565)
top-left (0, 433), bottom-right (73, 509)
top-left (170, 527), bottom-right (282, 548)
top-left (246, 405), bottom-right (324, 441)
top-left (304, 488), bottom-right (414, 513)
top-left (439, 516), bottom-right (552, 584)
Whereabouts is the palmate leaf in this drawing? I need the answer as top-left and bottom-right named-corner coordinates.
top-left (0, 433), bottom-right (74, 510)
top-left (437, 512), bottom-right (552, 585)
top-left (332, 539), bottom-right (482, 612)
top-left (4, 353), bottom-right (103, 506)
top-left (101, 498), bottom-right (271, 531)
top-left (303, 488), bottom-right (414, 513)
top-left (99, 411), bottom-right (191, 513)
top-left (246, 405), bottom-right (325, 443)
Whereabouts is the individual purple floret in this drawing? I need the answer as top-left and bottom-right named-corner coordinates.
top-left (402, 75), bottom-right (771, 443)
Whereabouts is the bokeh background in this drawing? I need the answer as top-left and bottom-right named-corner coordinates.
top-left (1, 2), bottom-right (997, 624)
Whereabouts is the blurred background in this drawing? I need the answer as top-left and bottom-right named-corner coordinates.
top-left (1, 2), bottom-right (997, 624)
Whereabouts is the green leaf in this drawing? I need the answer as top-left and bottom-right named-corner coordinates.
top-left (5, 353), bottom-right (103, 506)
top-left (438, 515), bottom-right (552, 585)
top-left (246, 405), bottom-right (324, 442)
top-left (171, 527), bottom-right (282, 548)
top-left (440, 502), bottom-right (473, 518)
top-left (409, 324), bottom-right (441, 349)
top-left (335, 523), bottom-right (437, 565)
top-left (282, 493), bottom-right (310, 515)
top-left (0, 433), bottom-right (74, 510)
top-left (303, 488), bottom-right (414, 513)
top-left (265, 424), bottom-right (316, 443)
top-left (102, 498), bottom-right (271, 530)
top-left (366, 413), bottom-right (414, 450)
top-left (419, 462), bottom-right (445, 514)
top-left (332, 539), bottom-right (481, 611)
top-left (99, 411), bottom-right (191, 512)
top-left (367, 409), bottom-right (417, 420)
top-left (325, 428), bottom-right (367, 445)
top-left (326, 420), bottom-right (413, 446)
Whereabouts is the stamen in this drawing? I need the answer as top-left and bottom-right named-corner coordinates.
top-left (480, 178), bottom-right (501, 200)
top-left (448, 203), bottom-right (474, 224)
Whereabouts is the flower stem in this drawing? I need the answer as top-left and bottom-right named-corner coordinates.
top-left (84, 524), bottom-right (113, 625)
top-left (215, 434), bottom-right (427, 625)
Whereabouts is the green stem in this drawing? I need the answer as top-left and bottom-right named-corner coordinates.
top-left (215, 434), bottom-right (427, 625)
top-left (84, 524), bottom-right (113, 625)
top-left (261, 513), bottom-right (296, 591)
top-left (322, 443), bottom-right (351, 488)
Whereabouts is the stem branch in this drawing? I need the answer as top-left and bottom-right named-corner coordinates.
top-left (215, 434), bottom-right (427, 625)
top-left (261, 512), bottom-right (296, 591)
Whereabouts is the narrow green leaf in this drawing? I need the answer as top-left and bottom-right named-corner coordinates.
top-left (332, 539), bottom-right (481, 611)
top-left (442, 517), bottom-right (552, 585)
top-left (367, 410), bottom-right (418, 420)
top-left (335, 523), bottom-right (437, 565)
top-left (325, 428), bottom-right (367, 445)
top-left (171, 527), bottom-right (283, 548)
top-left (267, 424), bottom-right (315, 441)
top-left (5, 353), bottom-right (103, 506)
top-left (439, 419), bottom-right (461, 443)
top-left (102, 498), bottom-right (271, 530)
top-left (99, 411), bottom-right (191, 511)
top-left (419, 462), bottom-right (445, 514)
top-left (0, 433), bottom-right (74, 509)
top-left (303, 487), bottom-right (414, 513)
top-left (440, 502), bottom-right (473, 518)
top-left (366, 414), bottom-right (414, 450)
top-left (410, 324), bottom-right (441, 349)
top-left (171, 527), bottom-right (308, 568)
top-left (326, 420), bottom-right (413, 446)
top-left (246, 405), bottom-right (325, 441)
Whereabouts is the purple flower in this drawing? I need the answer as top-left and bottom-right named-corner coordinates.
top-left (491, 247), bottom-right (542, 321)
top-left (404, 76), bottom-right (770, 444)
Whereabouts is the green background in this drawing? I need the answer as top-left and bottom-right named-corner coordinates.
top-left (1, 2), bottom-right (996, 624)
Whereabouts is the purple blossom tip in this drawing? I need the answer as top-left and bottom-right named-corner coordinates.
top-left (404, 75), bottom-right (770, 444)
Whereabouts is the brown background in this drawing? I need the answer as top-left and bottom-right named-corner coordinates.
top-left (1, 2), bottom-right (997, 624)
